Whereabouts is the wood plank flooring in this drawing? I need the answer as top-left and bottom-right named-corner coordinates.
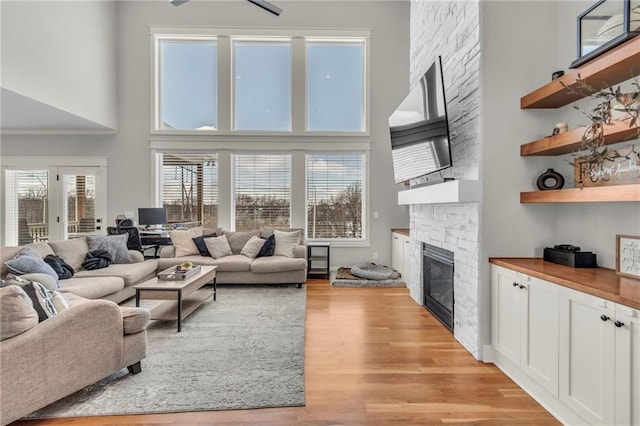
top-left (15, 280), bottom-right (559, 425)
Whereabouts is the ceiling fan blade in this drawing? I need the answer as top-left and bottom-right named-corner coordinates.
top-left (169, 0), bottom-right (189, 6)
top-left (247, 0), bottom-right (282, 16)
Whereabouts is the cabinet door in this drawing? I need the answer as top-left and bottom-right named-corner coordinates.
top-left (491, 266), bottom-right (522, 366)
top-left (559, 287), bottom-right (616, 425)
top-left (521, 276), bottom-right (559, 397)
top-left (391, 233), bottom-right (402, 275)
top-left (615, 303), bottom-right (640, 426)
top-left (402, 237), bottom-right (411, 281)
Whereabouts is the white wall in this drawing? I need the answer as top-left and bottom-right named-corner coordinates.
top-left (0, 1), bottom-right (410, 269)
top-left (1, 1), bottom-right (118, 130)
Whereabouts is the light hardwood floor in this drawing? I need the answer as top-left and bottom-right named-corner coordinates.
top-left (16, 279), bottom-right (559, 425)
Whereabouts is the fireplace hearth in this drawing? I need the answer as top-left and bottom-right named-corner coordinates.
top-left (422, 243), bottom-right (454, 332)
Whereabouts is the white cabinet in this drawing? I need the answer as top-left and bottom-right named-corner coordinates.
top-left (391, 231), bottom-right (410, 278)
top-left (615, 303), bottom-right (640, 426)
top-left (491, 265), bottom-right (559, 396)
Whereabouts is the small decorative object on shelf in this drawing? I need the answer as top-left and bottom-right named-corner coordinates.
top-left (537, 168), bottom-right (565, 190)
top-left (552, 122), bottom-right (569, 135)
top-left (574, 145), bottom-right (640, 187)
top-left (571, 0), bottom-right (640, 68)
top-left (616, 234), bottom-right (640, 279)
top-left (552, 70), bottom-right (565, 80)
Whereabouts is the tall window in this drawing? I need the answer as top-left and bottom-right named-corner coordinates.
top-left (307, 153), bottom-right (364, 240)
top-left (306, 40), bottom-right (365, 131)
top-left (233, 40), bottom-right (292, 131)
top-left (158, 39), bottom-right (217, 130)
top-left (233, 154), bottom-right (291, 231)
top-left (4, 170), bottom-right (49, 245)
top-left (161, 154), bottom-right (218, 228)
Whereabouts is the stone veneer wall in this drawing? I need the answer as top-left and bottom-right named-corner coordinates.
top-left (408, 0), bottom-right (482, 358)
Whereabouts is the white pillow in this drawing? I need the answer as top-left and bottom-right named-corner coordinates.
top-left (169, 228), bottom-right (203, 257)
top-left (273, 229), bottom-right (301, 258)
top-left (204, 235), bottom-right (233, 259)
top-left (240, 236), bottom-right (266, 259)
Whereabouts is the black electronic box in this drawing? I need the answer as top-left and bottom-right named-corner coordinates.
top-left (543, 245), bottom-right (597, 268)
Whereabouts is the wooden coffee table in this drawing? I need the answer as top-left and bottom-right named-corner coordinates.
top-left (134, 265), bottom-right (217, 332)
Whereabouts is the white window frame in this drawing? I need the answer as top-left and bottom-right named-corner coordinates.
top-left (150, 26), bottom-right (370, 138)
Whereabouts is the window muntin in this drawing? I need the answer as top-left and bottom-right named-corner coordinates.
top-left (306, 41), bottom-right (365, 132)
top-left (161, 153), bottom-right (218, 228)
top-left (306, 153), bottom-right (364, 240)
top-left (159, 40), bottom-right (217, 130)
top-left (233, 40), bottom-right (292, 131)
top-left (233, 154), bottom-right (291, 231)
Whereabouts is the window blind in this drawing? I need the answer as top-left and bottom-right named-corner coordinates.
top-left (233, 154), bottom-right (291, 231)
top-left (161, 153), bottom-right (218, 228)
top-left (4, 170), bottom-right (49, 245)
top-left (307, 153), bottom-right (364, 240)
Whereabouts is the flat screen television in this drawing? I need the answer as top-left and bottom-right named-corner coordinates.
top-left (388, 56), bottom-right (452, 184)
top-left (138, 207), bottom-right (168, 228)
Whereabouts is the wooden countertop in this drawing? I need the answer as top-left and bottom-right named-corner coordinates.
top-left (490, 258), bottom-right (640, 310)
top-left (391, 228), bottom-right (409, 237)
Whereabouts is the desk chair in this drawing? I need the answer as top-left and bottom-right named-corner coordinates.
top-left (107, 226), bottom-right (150, 254)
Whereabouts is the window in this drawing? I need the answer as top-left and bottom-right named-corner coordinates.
top-left (158, 39), bottom-right (217, 130)
top-left (306, 153), bottom-right (364, 240)
top-left (233, 40), bottom-right (292, 131)
top-left (233, 154), bottom-right (291, 231)
top-left (4, 170), bottom-right (49, 245)
top-left (306, 40), bottom-right (365, 131)
top-left (161, 154), bottom-right (218, 228)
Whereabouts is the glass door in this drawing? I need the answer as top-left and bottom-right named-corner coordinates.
top-left (58, 167), bottom-right (106, 240)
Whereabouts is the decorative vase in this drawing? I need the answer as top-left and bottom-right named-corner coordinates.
top-left (537, 169), bottom-right (565, 190)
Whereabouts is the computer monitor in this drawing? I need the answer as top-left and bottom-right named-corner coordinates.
top-left (138, 208), bottom-right (167, 228)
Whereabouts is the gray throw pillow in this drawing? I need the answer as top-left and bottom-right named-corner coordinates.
top-left (240, 236), bottom-right (266, 259)
top-left (4, 248), bottom-right (59, 281)
top-left (204, 235), bottom-right (233, 259)
top-left (86, 234), bottom-right (130, 264)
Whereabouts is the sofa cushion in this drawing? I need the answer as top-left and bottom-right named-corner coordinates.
top-left (211, 254), bottom-right (252, 272)
top-left (50, 290), bottom-right (70, 312)
top-left (273, 230), bottom-right (302, 258)
top-left (120, 307), bottom-right (150, 335)
top-left (169, 228), bottom-right (202, 257)
top-left (24, 241), bottom-right (55, 258)
top-left (86, 234), bottom-right (130, 264)
top-left (58, 276), bottom-right (125, 300)
top-left (241, 236), bottom-right (266, 259)
top-left (74, 261), bottom-right (157, 286)
top-left (48, 238), bottom-right (89, 271)
top-left (156, 255), bottom-right (219, 271)
top-left (257, 234), bottom-right (275, 258)
top-left (0, 285), bottom-right (39, 341)
top-left (5, 248), bottom-right (59, 281)
top-left (251, 256), bottom-right (307, 273)
top-left (204, 235), bottom-right (233, 259)
top-left (225, 230), bottom-right (260, 255)
top-left (17, 273), bottom-right (59, 291)
top-left (260, 227), bottom-right (305, 240)
top-left (0, 246), bottom-right (23, 278)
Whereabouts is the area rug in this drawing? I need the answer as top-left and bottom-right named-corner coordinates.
top-left (28, 284), bottom-right (306, 418)
top-left (331, 267), bottom-right (406, 287)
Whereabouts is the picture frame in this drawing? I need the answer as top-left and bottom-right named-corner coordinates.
top-left (616, 234), bottom-right (640, 279)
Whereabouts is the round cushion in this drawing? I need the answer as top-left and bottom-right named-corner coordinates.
top-left (350, 263), bottom-right (400, 280)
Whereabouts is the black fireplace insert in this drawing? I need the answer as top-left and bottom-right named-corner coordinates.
top-left (422, 243), bottom-right (454, 332)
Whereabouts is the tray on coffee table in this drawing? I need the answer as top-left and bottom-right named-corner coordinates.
top-left (158, 265), bottom-right (201, 280)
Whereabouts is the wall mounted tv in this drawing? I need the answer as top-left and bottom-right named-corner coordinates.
top-left (388, 55), bottom-right (452, 184)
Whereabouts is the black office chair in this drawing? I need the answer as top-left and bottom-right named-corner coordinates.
top-left (107, 226), bottom-right (143, 252)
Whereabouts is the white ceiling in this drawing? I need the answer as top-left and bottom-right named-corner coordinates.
top-left (1, 88), bottom-right (115, 133)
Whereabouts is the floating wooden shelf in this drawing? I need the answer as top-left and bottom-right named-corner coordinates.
top-left (520, 184), bottom-right (640, 203)
top-left (520, 119), bottom-right (638, 156)
top-left (520, 36), bottom-right (640, 109)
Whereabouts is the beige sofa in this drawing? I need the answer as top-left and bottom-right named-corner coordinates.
top-left (1, 239), bottom-right (158, 304)
top-left (0, 291), bottom-right (150, 426)
top-left (158, 227), bottom-right (307, 286)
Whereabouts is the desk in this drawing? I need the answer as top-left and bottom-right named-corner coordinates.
top-left (140, 235), bottom-right (172, 258)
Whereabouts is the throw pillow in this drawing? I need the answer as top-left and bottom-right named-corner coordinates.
top-left (86, 234), bottom-right (130, 264)
top-left (16, 273), bottom-right (59, 291)
top-left (240, 235), bottom-right (266, 259)
top-left (169, 228), bottom-right (202, 257)
top-left (273, 229), bottom-right (301, 258)
top-left (4, 248), bottom-right (59, 281)
top-left (204, 235), bottom-right (233, 259)
top-left (0, 285), bottom-right (39, 341)
top-left (43, 255), bottom-right (75, 280)
top-left (8, 277), bottom-right (57, 323)
top-left (82, 250), bottom-right (112, 270)
top-left (257, 234), bottom-right (276, 258)
top-left (192, 233), bottom-right (217, 257)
